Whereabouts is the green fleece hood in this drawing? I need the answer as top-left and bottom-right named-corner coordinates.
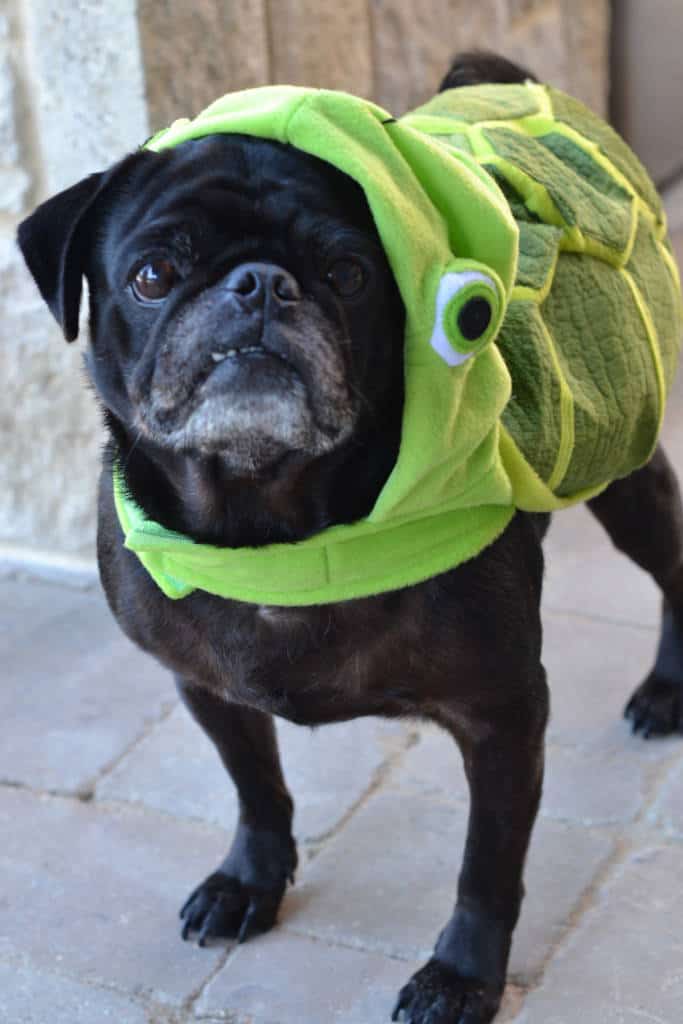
top-left (115, 82), bottom-right (682, 605)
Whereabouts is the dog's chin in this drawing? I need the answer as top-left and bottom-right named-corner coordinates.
top-left (136, 367), bottom-right (356, 475)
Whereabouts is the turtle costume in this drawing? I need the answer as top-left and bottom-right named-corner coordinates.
top-left (115, 81), bottom-right (682, 605)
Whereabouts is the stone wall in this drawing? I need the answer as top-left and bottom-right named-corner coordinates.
top-left (0, 1), bottom-right (148, 568)
top-left (1, 0), bottom-right (609, 566)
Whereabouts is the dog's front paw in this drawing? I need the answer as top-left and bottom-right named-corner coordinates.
top-left (392, 959), bottom-right (502, 1024)
top-left (180, 871), bottom-right (285, 946)
top-left (625, 671), bottom-right (683, 737)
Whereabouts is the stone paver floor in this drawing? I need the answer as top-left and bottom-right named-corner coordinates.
top-left (3, 192), bottom-right (683, 1024)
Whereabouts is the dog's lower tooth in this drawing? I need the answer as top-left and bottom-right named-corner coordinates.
top-left (211, 352), bottom-right (226, 363)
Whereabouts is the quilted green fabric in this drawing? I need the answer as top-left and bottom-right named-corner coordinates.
top-left (114, 82), bottom-right (682, 606)
top-left (406, 82), bottom-right (682, 500)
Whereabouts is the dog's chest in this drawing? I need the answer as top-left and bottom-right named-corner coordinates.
top-left (126, 581), bottom-right (429, 726)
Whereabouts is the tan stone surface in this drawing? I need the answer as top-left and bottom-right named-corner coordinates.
top-left (501, 0), bottom-right (568, 98)
top-left (20, 0), bottom-right (148, 193)
top-left (1, 0), bottom-right (148, 561)
top-left (266, 0), bottom-right (373, 97)
top-left (559, 0), bottom-right (610, 114)
top-left (0, 12), bottom-right (31, 215)
top-left (368, 0), bottom-right (608, 115)
top-left (0, 239), bottom-right (103, 557)
top-left (369, 0), bottom-right (508, 113)
top-left (138, 0), bottom-right (270, 132)
top-left (611, 0), bottom-right (683, 184)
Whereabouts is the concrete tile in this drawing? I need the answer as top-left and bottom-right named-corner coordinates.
top-left (513, 845), bottom-right (683, 1024)
top-left (542, 505), bottom-right (660, 629)
top-left (0, 584), bottom-right (175, 792)
top-left (280, 791), bottom-right (614, 983)
top-left (0, 786), bottom-right (229, 1004)
top-left (540, 744), bottom-right (650, 825)
top-left (385, 723), bottom-right (469, 805)
top-left (386, 725), bottom-right (651, 826)
top-left (196, 931), bottom-right (525, 1023)
top-left (0, 578), bottom-right (87, 651)
top-left (0, 962), bottom-right (148, 1024)
top-left (648, 757), bottom-right (683, 838)
top-left (98, 705), bottom-right (407, 843)
top-left (195, 930), bottom-right (420, 1023)
top-left (542, 612), bottom-right (681, 757)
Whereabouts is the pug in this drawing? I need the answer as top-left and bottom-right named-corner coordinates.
top-left (17, 51), bottom-right (683, 1024)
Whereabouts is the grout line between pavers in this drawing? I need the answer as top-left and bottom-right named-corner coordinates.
top-left (513, 829), bottom-right (633, 991)
top-left (301, 726), bottom-right (421, 863)
top-left (279, 920), bottom-right (424, 964)
top-left (507, 735), bottom-right (683, 994)
top-left (89, 792), bottom-right (231, 837)
top-left (542, 605), bottom-right (659, 633)
top-left (0, 946), bottom-right (197, 1023)
top-left (179, 943), bottom-right (236, 1022)
top-left (87, 697), bottom-right (180, 798)
top-left (0, 693), bottom-right (180, 805)
top-left (634, 741), bottom-right (683, 825)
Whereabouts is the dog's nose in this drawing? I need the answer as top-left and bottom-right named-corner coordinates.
top-left (224, 262), bottom-right (302, 308)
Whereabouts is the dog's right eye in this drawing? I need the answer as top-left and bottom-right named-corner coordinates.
top-left (130, 260), bottom-right (179, 303)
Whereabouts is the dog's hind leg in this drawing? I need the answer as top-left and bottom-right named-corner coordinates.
top-left (588, 444), bottom-right (683, 736)
top-left (175, 678), bottom-right (297, 945)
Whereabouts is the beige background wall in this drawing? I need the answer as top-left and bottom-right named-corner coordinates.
top-left (1, 0), bottom-right (609, 568)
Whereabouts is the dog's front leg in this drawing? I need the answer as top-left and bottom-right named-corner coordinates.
top-left (393, 513), bottom-right (549, 1023)
top-left (176, 677), bottom-right (297, 946)
top-left (394, 677), bottom-right (548, 1023)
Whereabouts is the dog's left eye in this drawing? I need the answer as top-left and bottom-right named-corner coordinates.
top-left (325, 259), bottom-right (365, 298)
top-left (131, 260), bottom-right (179, 302)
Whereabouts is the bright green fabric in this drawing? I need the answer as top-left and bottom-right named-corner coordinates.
top-left (114, 466), bottom-right (515, 604)
top-left (115, 81), bottom-right (682, 606)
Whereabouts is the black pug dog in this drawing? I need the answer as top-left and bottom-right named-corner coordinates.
top-left (17, 52), bottom-right (683, 1024)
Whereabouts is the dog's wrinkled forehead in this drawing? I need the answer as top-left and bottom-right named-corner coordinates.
top-left (104, 133), bottom-right (380, 263)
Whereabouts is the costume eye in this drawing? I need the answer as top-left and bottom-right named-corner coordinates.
top-left (429, 267), bottom-right (504, 367)
top-left (457, 295), bottom-right (492, 341)
top-left (325, 258), bottom-right (365, 298)
top-left (131, 260), bottom-right (179, 302)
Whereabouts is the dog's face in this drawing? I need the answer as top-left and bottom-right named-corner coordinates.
top-left (19, 134), bottom-right (405, 487)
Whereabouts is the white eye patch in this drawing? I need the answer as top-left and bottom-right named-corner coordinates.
top-left (429, 269), bottom-right (502, 367)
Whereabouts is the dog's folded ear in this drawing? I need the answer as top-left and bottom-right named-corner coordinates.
top-left (17, 152), bottom-right (143, 342)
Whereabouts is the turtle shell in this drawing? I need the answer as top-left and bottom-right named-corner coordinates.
top-left (410, 83), bottom-right (682, 502)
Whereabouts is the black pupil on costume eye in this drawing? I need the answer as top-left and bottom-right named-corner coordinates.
top-left (326, 259), bottom-right (364, 297)
top-left (133, 260), bottom-right (177, 300)
top-left (458, 296), bottom-right (492, 341)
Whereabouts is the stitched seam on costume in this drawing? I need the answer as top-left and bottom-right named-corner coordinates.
top-left (620, 268), bottom-right (667, 437)
top-left (498, 425), bottom-right (610, 509)
top-left (659, 241), bottom-right (682, 295)
top-left (282, 93), bottom-right (315, 142)
top-left (535, 314), bottom-right (576, 490)
top-left (531, 82), bottom-right (554, 118)
top-left (510, 244), bottom-right (560, 303)
top-left (474, 114), bottom-right (663, 226)
top-left (161, 509), bottom-right (515, 604)
top-left (477, 152), bottom-right (568, 228)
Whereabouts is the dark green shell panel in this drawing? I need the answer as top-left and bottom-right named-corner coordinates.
top-left (408, 82), bottom-right (682, 502)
